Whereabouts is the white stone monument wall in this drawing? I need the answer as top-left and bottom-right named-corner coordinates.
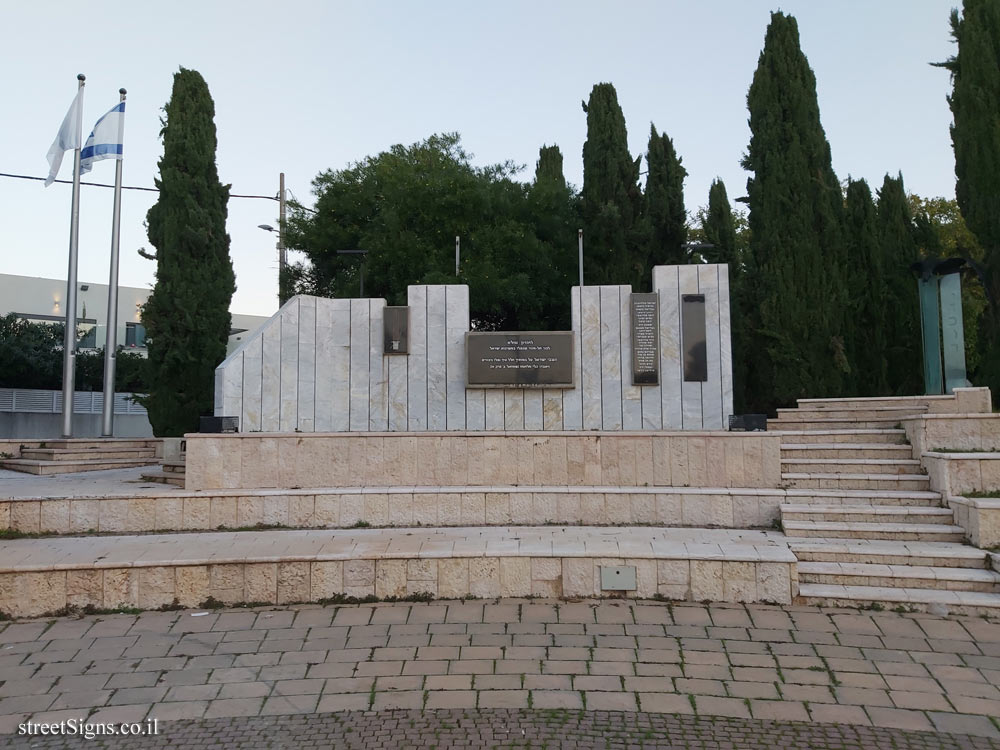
top-left (215, 265), bottom-right (733, 432)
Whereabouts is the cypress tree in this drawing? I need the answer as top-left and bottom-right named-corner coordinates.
top-left (742, 11), bottom-right (849, 410)
top-left (141, 68), bottom-right (235, 436)
top-left (936, 0), bottom-right (1000, 398)
top-left (876, 174), bottom-right (923, 395)
top-left (535, 144), bottom-right (566, 188)
top-left (581, 83), bottom-right (642, 287)
top-left (701, 179), bottom-right (748, 412)
top-left (702, 179), bottom-right (738, 265)
top-left (843, 178), bottom-right (887, 395)
top-left (642, 124), bottom-right (687, 267)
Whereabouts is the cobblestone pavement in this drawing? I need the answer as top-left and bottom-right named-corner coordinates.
top-left (1, 599), bottom-right (999, 747)
top-left (7, 709), bottom-right (1000, 749)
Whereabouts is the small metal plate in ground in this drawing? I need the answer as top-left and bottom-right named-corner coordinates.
top-left (600, 565), bottom-right (636, 591)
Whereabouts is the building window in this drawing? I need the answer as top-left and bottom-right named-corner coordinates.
top-left (125, 322), bottom-right (146, 347)
top-left (77, 323), bottom-right (97, 349)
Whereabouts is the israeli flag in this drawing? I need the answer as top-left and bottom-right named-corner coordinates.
top-left (80, 101), bottom-right (125, 175)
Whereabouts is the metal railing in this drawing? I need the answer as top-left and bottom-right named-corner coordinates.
top-left (0, 388), bottom-right (148, 415)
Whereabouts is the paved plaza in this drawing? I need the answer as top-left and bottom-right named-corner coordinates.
top-left (0, 598), bottom-right (998, 748)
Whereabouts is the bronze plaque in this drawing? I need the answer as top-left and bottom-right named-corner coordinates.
top-left (383, 306), bottom-right (409, 354)
top-left (630, 293), bottom-right (659, 385)
top-left (466, 331), bottom-right (574, 387)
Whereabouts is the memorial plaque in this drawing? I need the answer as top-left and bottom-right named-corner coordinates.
top-left (466, 331), bottom-right (574, 387)
top-left (682, 294), bottom-right (707, 382)
top-left (383, 306), bottom-right (409, 354)
top-left (630, 293), bottom-right (659, 385)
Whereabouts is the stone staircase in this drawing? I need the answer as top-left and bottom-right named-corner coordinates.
top-left (0, 438), bottom-right (160, 475)
top-left (773, 396), bottom-right (1000, 613)
top-left (140, 459), bottom-right (185, 487)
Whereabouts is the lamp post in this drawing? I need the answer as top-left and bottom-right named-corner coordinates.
top-left (337, 249), bottom-right (368, 297)
top-left (259, 172), bottom-right (288, 306)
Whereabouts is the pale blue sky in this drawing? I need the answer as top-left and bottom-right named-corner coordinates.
top-left (1, 0), bottom-right (959, 316)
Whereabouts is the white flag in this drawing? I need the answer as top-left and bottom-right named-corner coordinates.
top-left (44, 89), bottom-right (85, 187)
top-left (80, 101), bottom-right (125, 176)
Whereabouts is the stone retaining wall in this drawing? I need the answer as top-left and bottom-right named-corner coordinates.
top-left (922, 451), bottom-right (1000, 498)
top-left (904, 413), bottom-right (1000, 458)
top-left (948, 495), bottom-right (1000, 549)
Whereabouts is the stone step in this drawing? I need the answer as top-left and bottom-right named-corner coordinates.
top-left (781, 458), bottom-right (923, 475)
top-left (0, 457), bottom-right (160, 475)
top-left (796, 395), bottom-right (954, 411)
top-left (782, 519), bottom-right (965, 542)
top-left (775, 406), bottom-right (927, 422)
top-left (162, 461), bottom-right (186, 474)
top-left (774, 429), bottom-right (907, 445)
top-left (1, 486), bottom-right (792, 535)
top-left (138, 471), bottom-right (185, 487)
top-left (0, 526), bottom-right (797, 618)
top-left (780, 443), bottom-right (914, 459)
top-left (796, 583), bottom-right (1000, 616)
top-left (33, 439), bottom-right (159, 451)
top-left (19, 448), bottom-right (157, 462)
top-left (783, 488), bottom-right (942, 507)
top-left (780, 504), bottom-right (952, 524)
top-left (789, 539), bottom-right (988, 568)
top-left (797, 561), bottom-right (1000, 593)
top-left (769, 417), bottom-right (909, 431)
top-left (782, 473), bottom-right (930, 491)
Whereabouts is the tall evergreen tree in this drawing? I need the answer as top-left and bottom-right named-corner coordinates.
top-left (141, 68), bottom-right (235, 436)
top-left (702, 179), bottom-right (738, 265)
top-left (580, 83), bottom-right (642, 287)
top-left (534, 144), bottom-right (566, 188)
top-left (936, 0), bottom-right (1000, 399)
top-left (843, 178), bottom-right (887, 395)
top-left (642, 124), bottom-right (687, 267)
top-left (701, 179), bottom-right (748, 412)
top-left (876, 174), bottom-right (923, 395)
top-left (742, 11), bottom-right (849, 410)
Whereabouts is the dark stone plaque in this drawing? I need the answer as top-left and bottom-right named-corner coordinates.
top-left (682, 294), bottom-right (707, 382)
top-left (466, 331), bottom-right (574, 387)
top-left (630, 293), bottom-right (659, 385)
top-left (383, 306), bottom-right (409, 354)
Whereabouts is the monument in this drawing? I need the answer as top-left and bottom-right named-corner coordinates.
top-left (214, 264), bottom-right (733, 432)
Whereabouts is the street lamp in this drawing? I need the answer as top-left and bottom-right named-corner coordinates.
top-left (337, 249), bottom-right (367, 297)
top-left (258, 224), bottom-right (287, 306)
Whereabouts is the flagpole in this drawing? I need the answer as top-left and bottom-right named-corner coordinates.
top-left (60, 74), bottom-right (86, 439)
top-left (101, 88), bottom-right (126, 437)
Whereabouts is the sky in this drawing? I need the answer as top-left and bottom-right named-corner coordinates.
top-left (0, 0), bottom-right (961, 318)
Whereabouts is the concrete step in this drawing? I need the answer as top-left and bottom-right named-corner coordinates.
top-left (769, 417), bottom-right (910, 431)
top-left (797, 561), bottom-right (1000, 593)
top-left (782, 519), bottom-right (965, 542)
top-left (0, 457), bottom-right (160, 475)
top-left (781, 458), bottom-right (923, 475)
top-left (782, 473), bottom-right (930, 491)
top-left (20, 448), bottom-right (157, 462)
top-left (780, 504), bottom-right (953, 524)
top-left (789, 539), bottom-right (988, 568)
top-left (162, 461), bottom-right (186, 474)
top-left (796, 583), bottom-right (1000, 616)
top-left (774, 429), bottom-right (907, 445)
top-left (780, 443), bottom-right (914, 459)
top-left (783, 488), bottom-right (942, 507)
top-left (0, 526), bottom-right (797, 617)
top-left (138, 471), bottom-right (185, 487)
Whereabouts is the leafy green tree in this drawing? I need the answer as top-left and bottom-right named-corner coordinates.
top-left (580, 83), bottom-right (643, 288)
top-left (876, 174), bottom-right (923, 395)
top-left (285, 133), bottom-right (572, 331)
top-left (843, 178), bottom-right (888, 395)
top-left (641, 124), bottom-right (687, 267)
top-left (742, 11), bottom-right (849, 410)
top-left (141, 68), bottom-right (235, 436)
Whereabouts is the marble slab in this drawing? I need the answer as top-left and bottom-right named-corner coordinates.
top-left (279, 298), bottom-right (300, 431)
top-left (349, 298), bottom-right (370, 431)
top-left (406, 285), bottom-right (428, 431)
top-left (297, 296), bottom-right (317, 432)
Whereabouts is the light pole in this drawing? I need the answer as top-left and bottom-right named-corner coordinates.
top-left (337, 249), bottom-right (367, 297)
top-left (259, 172), bottom-right (288, 306)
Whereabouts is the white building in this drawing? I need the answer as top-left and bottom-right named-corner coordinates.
top-left (0, 273), bottom-right (270, 355)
